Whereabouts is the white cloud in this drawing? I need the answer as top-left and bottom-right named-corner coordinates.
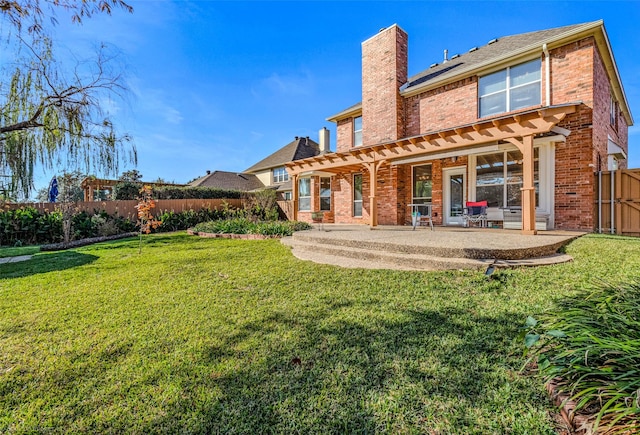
top-left (252, 70), bottom-right (315, 98)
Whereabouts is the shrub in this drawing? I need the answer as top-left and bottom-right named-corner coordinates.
top-left (192, 218), bottom-right (311, 237)
top-left (152, 186), bottom-right (242, 200)
top-left (156, 208), bottom-right (226, 232)
top-left (0, 207), bottom-right (62, 246)
top-left (0, 208), bottom-right (135, 246)
top-left (243, 189), bottom-right (279, 221)
top-left (523, 282), bottom-right (640, 434)
top-left (113, 181), bottom-right (141, 200)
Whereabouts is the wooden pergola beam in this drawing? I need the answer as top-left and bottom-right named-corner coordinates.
top-left (285, 104), bottom-right (577, 177)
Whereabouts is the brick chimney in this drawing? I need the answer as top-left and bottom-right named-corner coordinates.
top-left (361, 24), bottom-right (408, 145)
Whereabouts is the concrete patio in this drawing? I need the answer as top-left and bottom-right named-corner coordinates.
top-left (282, 225), bottom-right (585, 271)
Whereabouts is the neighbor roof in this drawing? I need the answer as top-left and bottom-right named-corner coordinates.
top-left (189, 170), bottom-right (264, 191)
top-left (244, 136), bottom-right (321, 173)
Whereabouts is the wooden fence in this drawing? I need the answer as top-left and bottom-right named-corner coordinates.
top-left (4, 198), bottom-right (244, 220)
top-left (276, 200), bottom-right (294, 221)
top-left (595, 169), bottom-right (640, 237)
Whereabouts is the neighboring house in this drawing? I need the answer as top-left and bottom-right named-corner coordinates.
top-left (285, 20), bottom-right (632, 233)
top-left (192, 134), bottom-right (329, 200)
top-left (189, 170), bottom-right (264, 191)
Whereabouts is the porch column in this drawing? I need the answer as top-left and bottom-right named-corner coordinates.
top-left (292, 174), bottom-right (298, 222)
top-left (366, 163), bottom-right (378, 227)
top-left (508, 135), bottom-right (537, 235)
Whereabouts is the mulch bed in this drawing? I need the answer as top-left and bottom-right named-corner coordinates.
top-left (40, 232), bottom-right (138, 251)
top-left (546, 379), bottom-right (597, 435)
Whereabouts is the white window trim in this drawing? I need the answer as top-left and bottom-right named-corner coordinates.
top-left (298, 177), bottom-right (311, 211)
top-left (353, 116), bottom-right (363, 147)
top-left (468, 140), bottom-right (555, 224)
top-left (478, 59), bottom-right (541, 118)
top-left (353, 173), bottom-right (363, 217)
top-left (273, 167), bottom-right (289, 184)
top-left (411, 163), bottom-right (433, 204)
top-left (319, 177), bottom-right (331, 211)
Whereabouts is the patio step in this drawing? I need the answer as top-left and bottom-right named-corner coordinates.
top-left (281, 230), bottom-right (574, 271)
top-left (281, 237), bottom-right (488, 270)
top-left (289, 230), bottom-right (567, 260)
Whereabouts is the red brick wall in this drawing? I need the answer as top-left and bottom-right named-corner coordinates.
top-left (332, 172), bottom-right (370, 224)
top-left (405, 77), bottom-right (477, 136)
top-left (336, 118), bottom-right (354, 153)
top-left (361, 25), bottom-right (407, 145)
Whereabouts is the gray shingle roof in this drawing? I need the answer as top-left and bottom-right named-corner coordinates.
top-left (329, 21), bottom-right (601, 120)
top-left (189, 171), bottom-right (264, 191)
top-left (403, 21), bottom-right (597, 92)
top-left (244, 136), bottom-right (321, 173)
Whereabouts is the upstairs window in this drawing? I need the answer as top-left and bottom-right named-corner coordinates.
top-left (610, 96), bottom-right (618, 128)
top-left (479, 59), bottom-right (541, 118)
top-left (273, 167), bottom-right (289, 183)
top-left (353, 116), bottom-right (363, 147)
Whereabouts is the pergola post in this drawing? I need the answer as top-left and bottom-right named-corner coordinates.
top-left (366, 163), bottom-right (378, 227)
top-left (507, 135), bottom-right (537, 235)
top-left (292, 174), bottom-right (299, 222)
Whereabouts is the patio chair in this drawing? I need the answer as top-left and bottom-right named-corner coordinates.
top-left (311, 211), bottom-right (325, 231)
top-left (462, 201), bottom-right (488, 228)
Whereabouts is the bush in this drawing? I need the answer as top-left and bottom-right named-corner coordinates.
top-left (523, 282), bottom-right (640, 434)
top-left (112, 182), bottom-right (141, 200)
top-left (192, 218), bottom-right (311, 237)
top-left (0, 208), bottom-right (136, 246)
top-left (0, 207), bottom-right (62, 246)
top-left (152, 186), bottom-right (242, 200)
top-left (156, 208), bottom-right (226, 232)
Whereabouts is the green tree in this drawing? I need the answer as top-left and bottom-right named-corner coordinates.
top-left (119, 169), bottom-right (143, 182)
top-left (0, 0), bottom-right (135, 198)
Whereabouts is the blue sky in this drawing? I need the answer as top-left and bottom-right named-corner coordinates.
top-left (31, 0), bottom-right (640, 192)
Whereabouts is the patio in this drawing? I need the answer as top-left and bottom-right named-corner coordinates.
top-left (282, 225), bottom-right (585, 271)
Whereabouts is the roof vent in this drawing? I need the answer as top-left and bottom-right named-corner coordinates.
top-left (206, 170), bottom-right (211, 175)
top-left (430, 62), bottom-right (439, 68)
top-left (488, 38), bottom-right (498, 44)
top-left (469, 46), bottom-right (478, 52)
top-left (294, 136), bottom-right (299, 140)
top-left (443, 49), bottom-right (448, 63)
top-left (451, 53), bottom-right (460, 60)
top-left (379, 27), bottom-right (386, 33)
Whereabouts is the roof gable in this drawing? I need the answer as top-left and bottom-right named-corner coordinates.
top-left (244, 136), bottom-right (321, 173)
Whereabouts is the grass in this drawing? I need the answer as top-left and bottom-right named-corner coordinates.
top-left (0, 232), bottom-right (639, 433)
top-left (0, 245), bottom-right (40, 258)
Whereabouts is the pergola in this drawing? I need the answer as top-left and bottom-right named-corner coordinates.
top-left (285, 103), bottom-right (579, 235)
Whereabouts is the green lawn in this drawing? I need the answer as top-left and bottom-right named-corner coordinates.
top-left (1, 233), bottom-right (639, 433)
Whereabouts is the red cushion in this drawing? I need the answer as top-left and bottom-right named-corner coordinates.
top-left (466, 201), bottom-right (488, 207)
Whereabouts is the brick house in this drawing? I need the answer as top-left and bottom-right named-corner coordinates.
top-left (285, 20), bottom-right (632, 233)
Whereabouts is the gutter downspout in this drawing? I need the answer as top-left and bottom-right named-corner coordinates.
top-left (543, 43), bottom-right (551, 106)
